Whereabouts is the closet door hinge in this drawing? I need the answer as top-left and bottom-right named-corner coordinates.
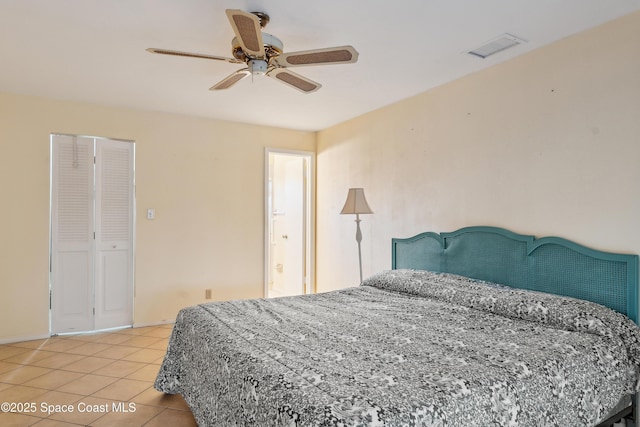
top-left (49, 291), bottom-right (52, 309)
top-left (93, 307), bottom-right (95, 315)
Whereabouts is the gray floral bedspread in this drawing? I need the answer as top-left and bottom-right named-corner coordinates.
top-left (154, 269), bottom-right (640, 426)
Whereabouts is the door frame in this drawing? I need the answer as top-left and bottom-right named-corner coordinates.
top-left (264, 148), bottom-right (315, 297)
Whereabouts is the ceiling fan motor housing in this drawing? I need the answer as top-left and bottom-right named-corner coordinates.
top-left (231, 33), bottom-right (283, 62)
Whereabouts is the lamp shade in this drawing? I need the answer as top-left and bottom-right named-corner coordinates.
top-left (340, 188), bottom-right (373, 215)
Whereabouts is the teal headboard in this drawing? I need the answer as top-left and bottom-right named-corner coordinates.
top-left (391, 226), bottom-right (639, 323)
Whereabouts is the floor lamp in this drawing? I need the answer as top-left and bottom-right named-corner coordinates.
top-left (340, 188), bottom-right (373, 283)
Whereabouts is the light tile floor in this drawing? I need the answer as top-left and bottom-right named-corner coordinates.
top-left (0, 325), bottom-right (197, 426)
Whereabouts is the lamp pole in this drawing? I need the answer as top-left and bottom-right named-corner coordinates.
top-left (355, 213), bottom-right (363, 283)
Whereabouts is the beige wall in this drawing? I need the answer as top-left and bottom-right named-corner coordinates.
top-left (317, 11), bottom-right (640, 291)
top-left (0, 93), bottom-right (314, 341)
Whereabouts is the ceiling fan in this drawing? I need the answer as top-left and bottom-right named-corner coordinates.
top-left (147, 9), bottom-right (359, 94)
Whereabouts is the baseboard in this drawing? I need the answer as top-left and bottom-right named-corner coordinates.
top-left (0, 321), bottom-right (174, 344)
top-left (0, 333), bottom-right (50, 345)
top-left (132, 319), bottom-right (175, 328)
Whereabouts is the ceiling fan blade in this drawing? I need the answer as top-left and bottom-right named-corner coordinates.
top-left (146, 48), bottom-right (243, 64)
top-left (268, 69), bottom-right (321, 93)
top-left (225, 9), bottom-right (265, 59)
top-left (275, 46), bottom-right (359, 67)
top-left (210, 69), bottom-right (250, 90)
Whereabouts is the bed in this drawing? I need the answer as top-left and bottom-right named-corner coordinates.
top-left (155, 226), bottom-right (640, 426)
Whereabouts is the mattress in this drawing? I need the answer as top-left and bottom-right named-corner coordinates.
top-left (155, 269), bottom-right (640, 426)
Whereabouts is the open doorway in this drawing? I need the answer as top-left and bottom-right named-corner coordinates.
top-left (265, 149), bottom-right (314, 298)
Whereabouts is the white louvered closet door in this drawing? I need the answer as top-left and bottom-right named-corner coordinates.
top-left (51, 135), bottom-right (134, 334)
top-left (94, 140), bottom-right (134, 330)
top-left (51, 136), bottom-right (95, 333)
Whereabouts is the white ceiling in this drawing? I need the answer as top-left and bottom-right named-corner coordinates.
top-left (1, 0), bottom-right (639, 131)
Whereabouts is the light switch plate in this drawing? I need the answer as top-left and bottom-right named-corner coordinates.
top-left (147, 208), bottom-right (155, 220)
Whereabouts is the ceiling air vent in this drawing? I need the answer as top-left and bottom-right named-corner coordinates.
top-left (467, 33), bottom-right (527, 59)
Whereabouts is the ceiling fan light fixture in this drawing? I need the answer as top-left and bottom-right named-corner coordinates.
top-left (248, 59), bottom-right (268, 76)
